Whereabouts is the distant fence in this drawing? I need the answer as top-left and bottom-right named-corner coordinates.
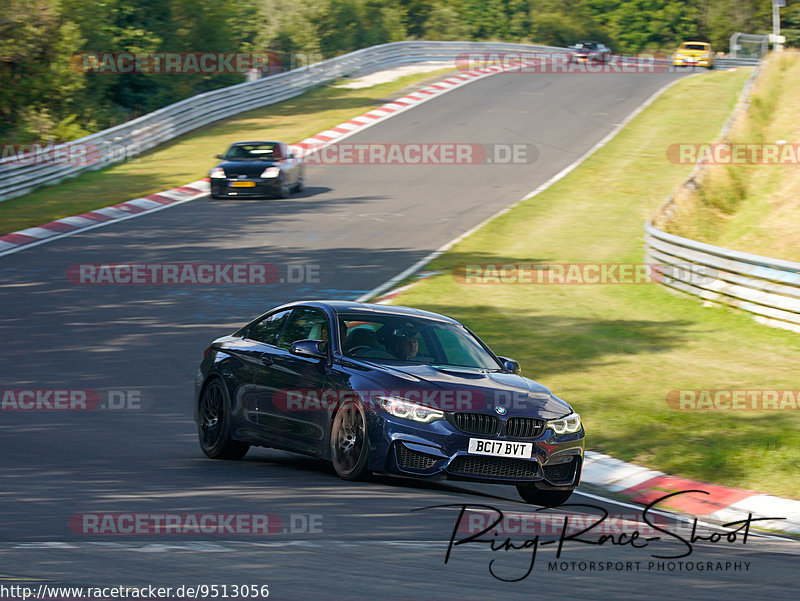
top-left (644, 223), bottom-right (800, 333)
top-left (644, 53), bottom-right (800, 333)
top-left (716, 57), bottom-right (761, 68)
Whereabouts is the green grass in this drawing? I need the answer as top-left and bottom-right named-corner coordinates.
top-left (0, 68), bottom-right (456, 236)
top-left (387, 67), bottom-right (800, 500)
top-left (665, 52), bottom-right (800, 261)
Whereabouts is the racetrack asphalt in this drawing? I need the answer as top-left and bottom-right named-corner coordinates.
top-left (1, 69), bottom-right (797, 601)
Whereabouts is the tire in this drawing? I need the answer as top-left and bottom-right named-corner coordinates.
top-left (277, 177), bottom-right (290, 199)
top-left (330, 399), bottom-right (370, 480)
top-left (516, 482), bottom-right (575, 507)
top-left (293, 174), bottom-right (304, 193)
top-left (198, 379), bottom-right (250, 460)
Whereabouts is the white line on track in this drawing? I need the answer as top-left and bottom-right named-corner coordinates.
top-left (0, 192), bottom-right (205, 258)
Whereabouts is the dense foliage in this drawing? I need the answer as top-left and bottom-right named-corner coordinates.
top-left (2, 0), bottom-right (797, 144)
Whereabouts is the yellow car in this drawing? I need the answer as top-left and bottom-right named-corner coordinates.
top-left (673, 41), bottom-right (714, 68)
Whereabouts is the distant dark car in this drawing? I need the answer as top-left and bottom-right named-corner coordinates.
top-left (569, 41), bottom-right (611, 64)
top-left (194, 301), bottom-right (585, 506)
top-left (209, 141), bottom-right (304, 199)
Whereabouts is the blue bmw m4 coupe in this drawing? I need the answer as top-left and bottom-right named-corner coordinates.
top-left (195, 301), bottom-right (584, 506)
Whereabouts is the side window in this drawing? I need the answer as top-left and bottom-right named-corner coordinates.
top-left (278, 308), bottom-right (329, 350)
top-left (248, 309), bottom-right (291, 345)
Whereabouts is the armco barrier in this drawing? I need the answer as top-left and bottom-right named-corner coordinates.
top-left (644, 223), bottom-right (800, 333)
top-left (644, 53), bottom-right (800, 333)
top-left (716, 57), bottom-right (761, 69)
top-left (0, 41), bottom-right (566, 202)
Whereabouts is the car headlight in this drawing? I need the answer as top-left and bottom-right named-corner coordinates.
top-left (546, 412), bottom-right (581, 434)
top-left (375, 396), bottom-right (444, 424)
top-left (261, 166), bottom-right (280, 178)
top-left (209, 167), bottom-right (226, 178)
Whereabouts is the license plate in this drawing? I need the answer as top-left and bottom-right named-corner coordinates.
top-left (468, 438), bottom-right (533, 459)
top-left (230, 181), bottom-right (255, 188)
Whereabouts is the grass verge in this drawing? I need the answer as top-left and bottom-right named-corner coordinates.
top-left (0, 67), bottom-right (456, 236)
top-left (389, 67), bottom-right (800, 499)
top-left (665, 52), bottom-right (800, 261)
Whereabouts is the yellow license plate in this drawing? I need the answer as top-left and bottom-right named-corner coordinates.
top-left (231, 181), bottom-right (256, 188)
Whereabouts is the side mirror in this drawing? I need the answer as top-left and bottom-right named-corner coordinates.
top-left (290, 339), bottom-right (327, 359)
top-left (497, 356), bottom-right (521, 374)
top-left (215, 154), bottom-right (225, 160)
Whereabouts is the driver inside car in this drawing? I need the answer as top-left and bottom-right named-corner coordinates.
top-left (386, 326), bottom-right (419, 360)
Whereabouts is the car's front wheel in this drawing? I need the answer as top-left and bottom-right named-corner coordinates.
top-left (276, 176), bottom-right (290, 199)
top-left (198, 379), bottom-right (249, 460)
top-left (330, 400), bottom-right (370, 480)
top-left (516, 482), bottom-right (575, 507)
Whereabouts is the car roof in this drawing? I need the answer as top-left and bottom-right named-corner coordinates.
top-left (275, 300), bottom-right (461, 324)
top-left (229, 141), bottom-right (282, 146)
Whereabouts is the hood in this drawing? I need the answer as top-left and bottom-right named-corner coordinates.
top-left (217, 160), bottom-right (277, 177)
top-left (353, 363), bottom-right (572, 420)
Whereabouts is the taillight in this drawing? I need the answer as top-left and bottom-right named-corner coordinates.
top-left (203, 346), bottom-right (212, 359)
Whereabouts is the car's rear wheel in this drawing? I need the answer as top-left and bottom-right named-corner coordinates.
top-left (198, 379), bottom-right (249, 460)
top-left (330, 400), bottom-right (370, 480)
top-left (516, 482), bottom-right (575, 507)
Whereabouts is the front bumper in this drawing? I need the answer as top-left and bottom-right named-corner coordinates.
top-left (368, 411), bottom-right (584, 487)
top-left (210, 178), bottom-right (281, 198)
top-left (673, 57), bottom-right (711, 67)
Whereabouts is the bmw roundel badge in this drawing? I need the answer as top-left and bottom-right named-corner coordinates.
top-left (495, 406), bottom-right (507, 415)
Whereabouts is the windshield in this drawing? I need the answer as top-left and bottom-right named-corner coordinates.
top-left (224, 144), bottom-right (279, 161)
top-left (338, 312), bottom-right (502, 371)
top-left (683, 44), bottom-right (708, 51)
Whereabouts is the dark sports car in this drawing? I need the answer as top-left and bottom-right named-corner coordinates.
top-left (209, 141), bottom-right (304, 199)
top-left (194, 301), bottom-right (584, 506)
top-left (568, 41), bottom-right (611, 64)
